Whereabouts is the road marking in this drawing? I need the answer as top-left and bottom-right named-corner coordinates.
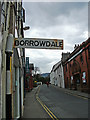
top-left (65, 92), bottom-right (88, 100)
top-left (36, 87), bottom-right (59, 120)
top-left (44, 104), bottom-right (58, 120)
top-left (36, 96), bottom-right (55, 120)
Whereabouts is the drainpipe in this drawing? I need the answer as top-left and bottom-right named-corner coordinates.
top-left (85, 48), bottom-right (89, 93)
top-left (5, 34), bottom-right (14, 119)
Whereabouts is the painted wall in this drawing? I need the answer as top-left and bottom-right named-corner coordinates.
top-left (50, 61), bottom-right (65, 88)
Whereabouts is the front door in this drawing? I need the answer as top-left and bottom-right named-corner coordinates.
top-left (73, 74), bottom-right (80, 90)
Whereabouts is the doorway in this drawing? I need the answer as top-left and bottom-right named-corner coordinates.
top-left (73, 73), bottom-right (80, 90)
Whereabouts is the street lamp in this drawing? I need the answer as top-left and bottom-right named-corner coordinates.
top-left (23, 26), bottom-right (30, 30)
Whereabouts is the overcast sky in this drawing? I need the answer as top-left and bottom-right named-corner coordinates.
top-left (23, 2), bottom-right (88, 73)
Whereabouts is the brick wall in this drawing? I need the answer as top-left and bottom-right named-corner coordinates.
top-left (63, 38), bottom-right (90, 93)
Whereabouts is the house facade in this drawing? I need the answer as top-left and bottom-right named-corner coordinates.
top-left (1, 1), bottom-right (26, 119)
top-left (63, 38), bottom-right (90, 93)
top-left (50, 52), bottom-right (70, 88)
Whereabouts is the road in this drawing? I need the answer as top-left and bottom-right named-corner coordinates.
top-left (38, 84), bottom-right (88, 119)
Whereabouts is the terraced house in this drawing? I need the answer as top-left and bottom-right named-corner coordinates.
top-left (63, 38), bottom-right (90, 93)
top-left (50, 52), bottom-right (70, 88)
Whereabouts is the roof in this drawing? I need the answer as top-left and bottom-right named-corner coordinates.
top-left (51, 60), bottom-right (61, 73)
top-left (63, 37), bottom-right (90, 65)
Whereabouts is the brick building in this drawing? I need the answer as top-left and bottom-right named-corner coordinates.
top-left (63, 38), bottom-right (90, 93)
top-left (25, 57), bottom-right (34, 91)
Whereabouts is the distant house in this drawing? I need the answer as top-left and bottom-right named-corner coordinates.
top-left (25, 57), bottom-right (34, 91)
top-left (50, 68), bottom-right (55, 85)
top-left (63, 38), bottom-right (90, 93)
top-left (50, 52), bottom-right (70, 88)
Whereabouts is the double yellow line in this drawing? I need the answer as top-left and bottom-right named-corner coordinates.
top-left (36, 87), bottom-right (59, 120)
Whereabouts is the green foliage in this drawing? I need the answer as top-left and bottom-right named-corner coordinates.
top-left (33, 74), bottom-right (50, 84)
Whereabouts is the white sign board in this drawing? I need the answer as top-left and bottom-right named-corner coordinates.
top-left (14, 38), bottom-right (63, 50)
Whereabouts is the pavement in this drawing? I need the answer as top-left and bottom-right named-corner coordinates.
top-left (51, 84), bottom-right (89, 99)
top-left (22, 84), bottom-right (89, 119)
top-left (22, 86), bottom-right (50, 119)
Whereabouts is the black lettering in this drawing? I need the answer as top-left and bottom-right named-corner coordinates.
top-left (25, 40), bottom-right (29, 46)
top-left (51, 42), bottom-right (55, 47)
top-left (20, 40), bottom-right (24, 46)
top-left (39, 41), bottom-right (46, 46)
top-left (30, 40), bottom-right (34, 46)
top-left (59, 42), bottom-right (62, 47)
top-left (56, 42), bottom-right (60, 47)
top-left (35, 41), bottom-right (39, 46)
top-left (46, 41), bottom-right (50, 47)
top-left (56, 42), bottom-right (58, 47)
top-left (15, 40), bottom-right (19, 46)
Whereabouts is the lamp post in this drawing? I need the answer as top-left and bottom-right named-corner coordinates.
top-left (23, 26), bottom-right (30, 98)
top-left (23, 26), bottom-right (30, 31)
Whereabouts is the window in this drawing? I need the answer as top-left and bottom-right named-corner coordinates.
top-left (82, 72), bottom-right (86, 84)
top-left (71, 76), bottom-right (73, 84)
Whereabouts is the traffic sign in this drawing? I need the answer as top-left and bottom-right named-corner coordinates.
top-left (14, 38), bottom-right (63, 50)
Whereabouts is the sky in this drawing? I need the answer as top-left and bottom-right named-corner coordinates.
top-left (23, 2), bottom-right (88, 73)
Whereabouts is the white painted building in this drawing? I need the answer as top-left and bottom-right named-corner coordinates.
top-left (50, 52), bottom-right (70, 88)
top-left (50, 69), bottom-right (54, 85)
top-left (50, 61), bottom-right (65, 88)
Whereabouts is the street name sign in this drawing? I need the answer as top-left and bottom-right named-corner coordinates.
top-left (14, 38), bottom-right (63, 50)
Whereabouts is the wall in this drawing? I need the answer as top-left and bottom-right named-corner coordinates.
top-left (1, 1), bottom-right (25, 119)
top-left (63, 39), bottom-right (90, 93)
top-left (50, 60), bottom-right (65, 88)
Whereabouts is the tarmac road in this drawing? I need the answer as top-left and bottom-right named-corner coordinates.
top-left (38, 84), bottom-right (88, 119)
